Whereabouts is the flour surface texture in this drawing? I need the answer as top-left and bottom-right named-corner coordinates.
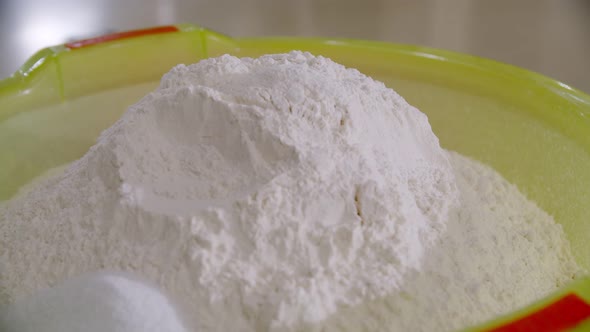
top-left (0, 52), bottom-right (580, 332)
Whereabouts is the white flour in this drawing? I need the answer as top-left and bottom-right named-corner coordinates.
top-left (310, 151), bottom-right (580, 331)
top-left (0, 52), bottom-right (580, 331)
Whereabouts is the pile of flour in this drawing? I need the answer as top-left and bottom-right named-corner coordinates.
top-left (0, 52), bottom-right (580, 331)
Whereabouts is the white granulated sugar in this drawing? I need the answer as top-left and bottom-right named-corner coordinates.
top-left (0, 272), bottom-right (188, 332)
top-left (0, 51), bottom-right (580, 332)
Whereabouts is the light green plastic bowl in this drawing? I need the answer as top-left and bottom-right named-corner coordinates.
top-left (1, 24), bottom-right (589, 331)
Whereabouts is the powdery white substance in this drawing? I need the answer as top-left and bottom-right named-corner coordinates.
top-left (0, 52), bottom-right (580, 331)
top-left (0, 52), bottom-right (458, 330)
top-left (308, 152), bottom-right (580, 332)
top-left (0, 272), bottom-right (188, 332)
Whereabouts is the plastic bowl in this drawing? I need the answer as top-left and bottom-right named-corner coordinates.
top-left (1, 24), bottom-right (589, 331)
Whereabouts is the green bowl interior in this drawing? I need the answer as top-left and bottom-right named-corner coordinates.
top-left (1, 24), bottom-right (589, 331)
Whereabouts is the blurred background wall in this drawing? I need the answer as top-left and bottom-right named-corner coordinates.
top-left (1, 0), bottom-right (589, 92)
